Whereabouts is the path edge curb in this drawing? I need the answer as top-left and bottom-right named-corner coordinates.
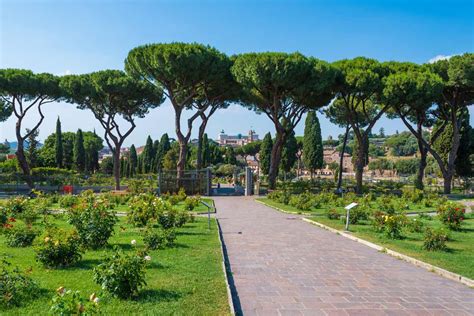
top-left (255, 199), bottom-right (312, 216)
top-left (302, 217), bottom-right (474, 288)
top-left (215, 215), bottom-right (236, 315)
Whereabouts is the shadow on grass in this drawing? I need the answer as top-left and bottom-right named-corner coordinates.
top-left (75, 258), bottom-right (103, 269)
top-left (136, 289), bottom-right (182, 303)
top-left (176, 231), bottom-right (206, 236)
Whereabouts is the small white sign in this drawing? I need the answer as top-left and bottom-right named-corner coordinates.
top-left (345, 202), bottom-right (358, 210)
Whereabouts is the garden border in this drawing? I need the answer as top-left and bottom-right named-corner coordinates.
top-left (215, 207), bottom-right (237, 315)
top-left (301, 217), bottom-right (474, 288)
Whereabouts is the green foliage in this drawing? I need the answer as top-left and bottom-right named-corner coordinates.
top-left (141, 135), bottom-right (154, 173)
top-left (280, 130), bottom-right (298, 173)
top-left (158, 207), bottom-right (190, 230)
top-left (260, 132), bottom-right (273, 176)
top-left (303, 111), bottom-right (323, 173)
top-left (127, 194), bottom-right (162, 227)
top-left (224, 146), bottom-right (237, 165)
top-left (143, 227), bottom-right (176, 250)
top-left (35, 228), bottom-right (83, 268)
top-left (343, 206), bottom-right (369, 225)
top-left (59, 194), bottom-right (79, 209)
top-left (184, 196), bottom-right (201, 211)
top-left (402, 188), bottom-right (424, 203)
top-left (394, 158), bottom-right (419, 175)
top-left (407, 218), bottom-right (424, 233)
top-left (50, 288), bottom-right (100, 315)
top-left (4, 196), bottom-right (29, 215)
top-left (4, 225), bottom-right (38, 247)
top-left (326, 208), bottom-right (340, 220)
top-left (288, 192), bottom-right (314, 211)
top-left (73, 129), bottom-right (86, 172)
top-left (55, 117), bottom-right (63, 168)
top-left (67, 197), bottom-right (118, 249)
top-left (423, 228), bottom-right (449, 251)
top-left (93, 247), bottom-right (148, 299)
top-left (26, 128), bottom-right (40, 168)
top-left (0, 259), bottom-right (40, 309)
top-left (267, 190), bottom-right (291, 205)
top-left (437, 202), bottom-right (466, 230)
top-left (384, 132), bottom-right (419, 156)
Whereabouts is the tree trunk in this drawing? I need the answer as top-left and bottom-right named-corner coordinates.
top-left (113, 147), bottom-right (121, 191)
top-left (268, 131), bottom-right (285, 189)
top-left (15, 121), bottom-right (33, 188)
top-left (354, 134), bottom-right (367, 194)
top-left (337, 125), bottom-right (350, 191)
top-left (196, 120), bottom-right (207, 170)
top-left (416, 144), bottom-right (427, 191)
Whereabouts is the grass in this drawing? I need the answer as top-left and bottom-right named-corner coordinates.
top-left (1, 216), bottom-right (230, 315)
top-left (258, 198), bottom-right (474, 280)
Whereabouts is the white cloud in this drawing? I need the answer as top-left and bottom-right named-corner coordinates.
top-left (428, 55), bottom-right (453, 64)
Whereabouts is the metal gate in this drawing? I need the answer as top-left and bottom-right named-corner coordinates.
top-left (158, 169), bottom-right (211, 196)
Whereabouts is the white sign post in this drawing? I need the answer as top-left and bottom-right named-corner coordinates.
top-left (344, 202), bottom-right (358, 231)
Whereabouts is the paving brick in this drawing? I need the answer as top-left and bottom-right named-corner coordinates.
top-left (215, 197), bottom-right (474, 315)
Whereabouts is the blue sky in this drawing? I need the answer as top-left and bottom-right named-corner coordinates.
top-left (1, 0), bottom-right (473, 146)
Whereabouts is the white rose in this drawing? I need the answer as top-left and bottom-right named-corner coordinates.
top-left (144, 255), bottom-right (151, 261)
top-left (131, 239), bottom-right (137, 245)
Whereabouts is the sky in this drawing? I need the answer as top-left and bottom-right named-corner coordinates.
top-left (1, 0), bottom-right (473, 147)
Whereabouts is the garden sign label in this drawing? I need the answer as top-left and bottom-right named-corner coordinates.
top-left (344, 202), bottom-right (358, 231)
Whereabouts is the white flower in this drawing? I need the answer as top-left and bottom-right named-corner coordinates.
top-left (131, 239), bottom-right (137, 245)
top-left (144, 255), bottom-right (151, 261)
top-left (93, 297), bottom-right (100, 304)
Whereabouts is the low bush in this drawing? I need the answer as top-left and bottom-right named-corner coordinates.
top-left (35, 228), bottom-right (83, 268)
top-left (423, 228), bottom-right (449, 251)
top-left (184, 196), bottom-right (201, 211)
top-left (402, 188), bottom-right (424, 203)
top-left (50, 287), bottom-right (99, 315)
top-left (407, 218), bottom-right (424, 233)
top-left (4, 225), bottom-right (38, 247)
top-left (93, 247), bottom-right (148, 299)
top-left (372, 211), bottom-right (386, 232)
top-left (384, 214), bottom-right (407, 239)
top-left (68, 197), bottom-right (118, 249)
top-left (437, 202), bottom-right (465, 230)
top-left (176, 188), bottom-right (187, 202)
top-left (4, 196), bottom-right (29, 215)
top-left (377, 195), bottom-right (401, 215)
top-left (158, 208), bottom-right (190, 229)
top-left (288, 192), bottom-right (314, 211)
top-left (326, 208), bottom-right (340, 220)
top-left (267, 190), bottom-right (291, 205)
top-left (0, 259), bottom-right (40, 309)
top-left (59, 195), bottom-right (79, 209)
top-left (127, 194), bottom-right (161, 227)
top-left (343, 206), bottom-right (369, 224)
top-left (143, 227), bottom-right (176, 250)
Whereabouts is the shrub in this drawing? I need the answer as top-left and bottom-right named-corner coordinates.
top-left (384, 214), bottom-right (407, 239)
top-left (68, 198), bottom-right (118, 249)
top-left (437, 202), bottom-right (465, 230)
top-left (407, 218), bottom-right (424, 233)
top-left (4, 225), bottom-right (38, 247)
top-left (372, 211), bottom-right (386, 232)
top-left (289, 192), bottom-right (314, 211)
top-left (343, 206), bottom-right (369, 224)
top-left (50, 287), bottom-right (99, 315)
top-left (158, 208), bottom-right (190, 229)
top-left (143, 227), bottom-right (176, 250)
top-left (127, 194), bottom-right (161, 227)
top-left (184, 196), bottom-right (201, 211)
top-left (59, 195), bottom-right (79, 209)
top-left (417, 212), bottom-right (432, 221)
top-left (423, 228), bottom-right (449, 251)
top-left (0, 259), bottom-right (40, 309)
top-left (267, 190), bottom-right (291, 205)
top-left (402, 188), bottom-right (424, 203)
top-left (93, 248), bottom-right (148, 299)
top-left (177, 188), bottom-right (187, 202)
top-left (4, 196), bottom-right (29, 215)
top-left (326, 208), bottom-right (340, 220)
top-left (35, 229), bottom-right (83, 268)
top-left (377, 195), bottom-right (400, 215)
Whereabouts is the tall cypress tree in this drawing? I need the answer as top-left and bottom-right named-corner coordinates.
top-left (303, 111), bottom-right (323, 177)
top-left (281, 130), bottom-right (298, 174)
top-left (152, 139), bottom-right (160, 172)
top-left (260, 132), bottom-right (273, 176)
top-left (73, 129), bottom-right (85, 172)
top-left (55, 117), bottom-right (63, 168)
top-left (141, 135), bottom-right (154, 173)
top-left (129, 144), bottom-right (138, 176)
top-left (202, 133), bottom-right (210, 168)
top-left (155, 133), bottom-right (171, 171)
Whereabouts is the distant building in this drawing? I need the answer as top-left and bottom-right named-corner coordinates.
top-left (217, 130), bottom-right (259, 147)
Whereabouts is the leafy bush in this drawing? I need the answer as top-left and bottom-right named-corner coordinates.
top-left (93, 248), bottom-right (148, 299)
top-left (372, 211), bottom-right (386, 232)
top-left (423, 228), bottom-right (449, 251)
top-left (59, 195), bottom-right (79, 209)
top-left (407, 218), bottom-right (424, 233)
top-left (289, 192), bottom-right (314, 211)
top-left (267, 190), bottom-right (291, 205)
top-left (0, 259), bottom-right (40, 309)
top-left (326, 208), bottom-right (340, 220)
top-left (168, 194), bottom-right (180, 206)
top-left (343, 206), bottom-right (369, 224)
top-left (437, 202), bottom-right (465, 230)
top-left (50, 287), bottom-right (99, 315)
top-left (177, 188), bottom-right (187, 202)
top-left (4, 225), bottom-right (38, 247)
top-left (35, 229), bottom-right (83, 268)
top-left (377, 195), bottom-right (401, 215)
top-left (402, 188), bottom-right (424, 203)
top-left (158, 208), bottom-right (190, 229)
top-left (4, 196), bottom-right (29, 215)
top-left (127, 194), bottom-right (161, 227)
top-left (384, 214), bottom-right (407, 239)
top-left (67, 197), bottom-right (118, 249)
top-left (184, 196), bottom-right (201, 211)
top-left (143, 227), bottom-right (176, 250)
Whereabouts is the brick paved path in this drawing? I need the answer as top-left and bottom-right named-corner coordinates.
top-left (214, 196), bottom-right (474, 316)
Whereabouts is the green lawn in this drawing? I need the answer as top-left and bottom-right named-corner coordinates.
top-left (258, 198), bottom-right (474, 279)
top-left (1, 216), bottom-right (230, 315)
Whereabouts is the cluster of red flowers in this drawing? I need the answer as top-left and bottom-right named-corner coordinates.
top-left (2, 217), bottom-right (16, 229)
